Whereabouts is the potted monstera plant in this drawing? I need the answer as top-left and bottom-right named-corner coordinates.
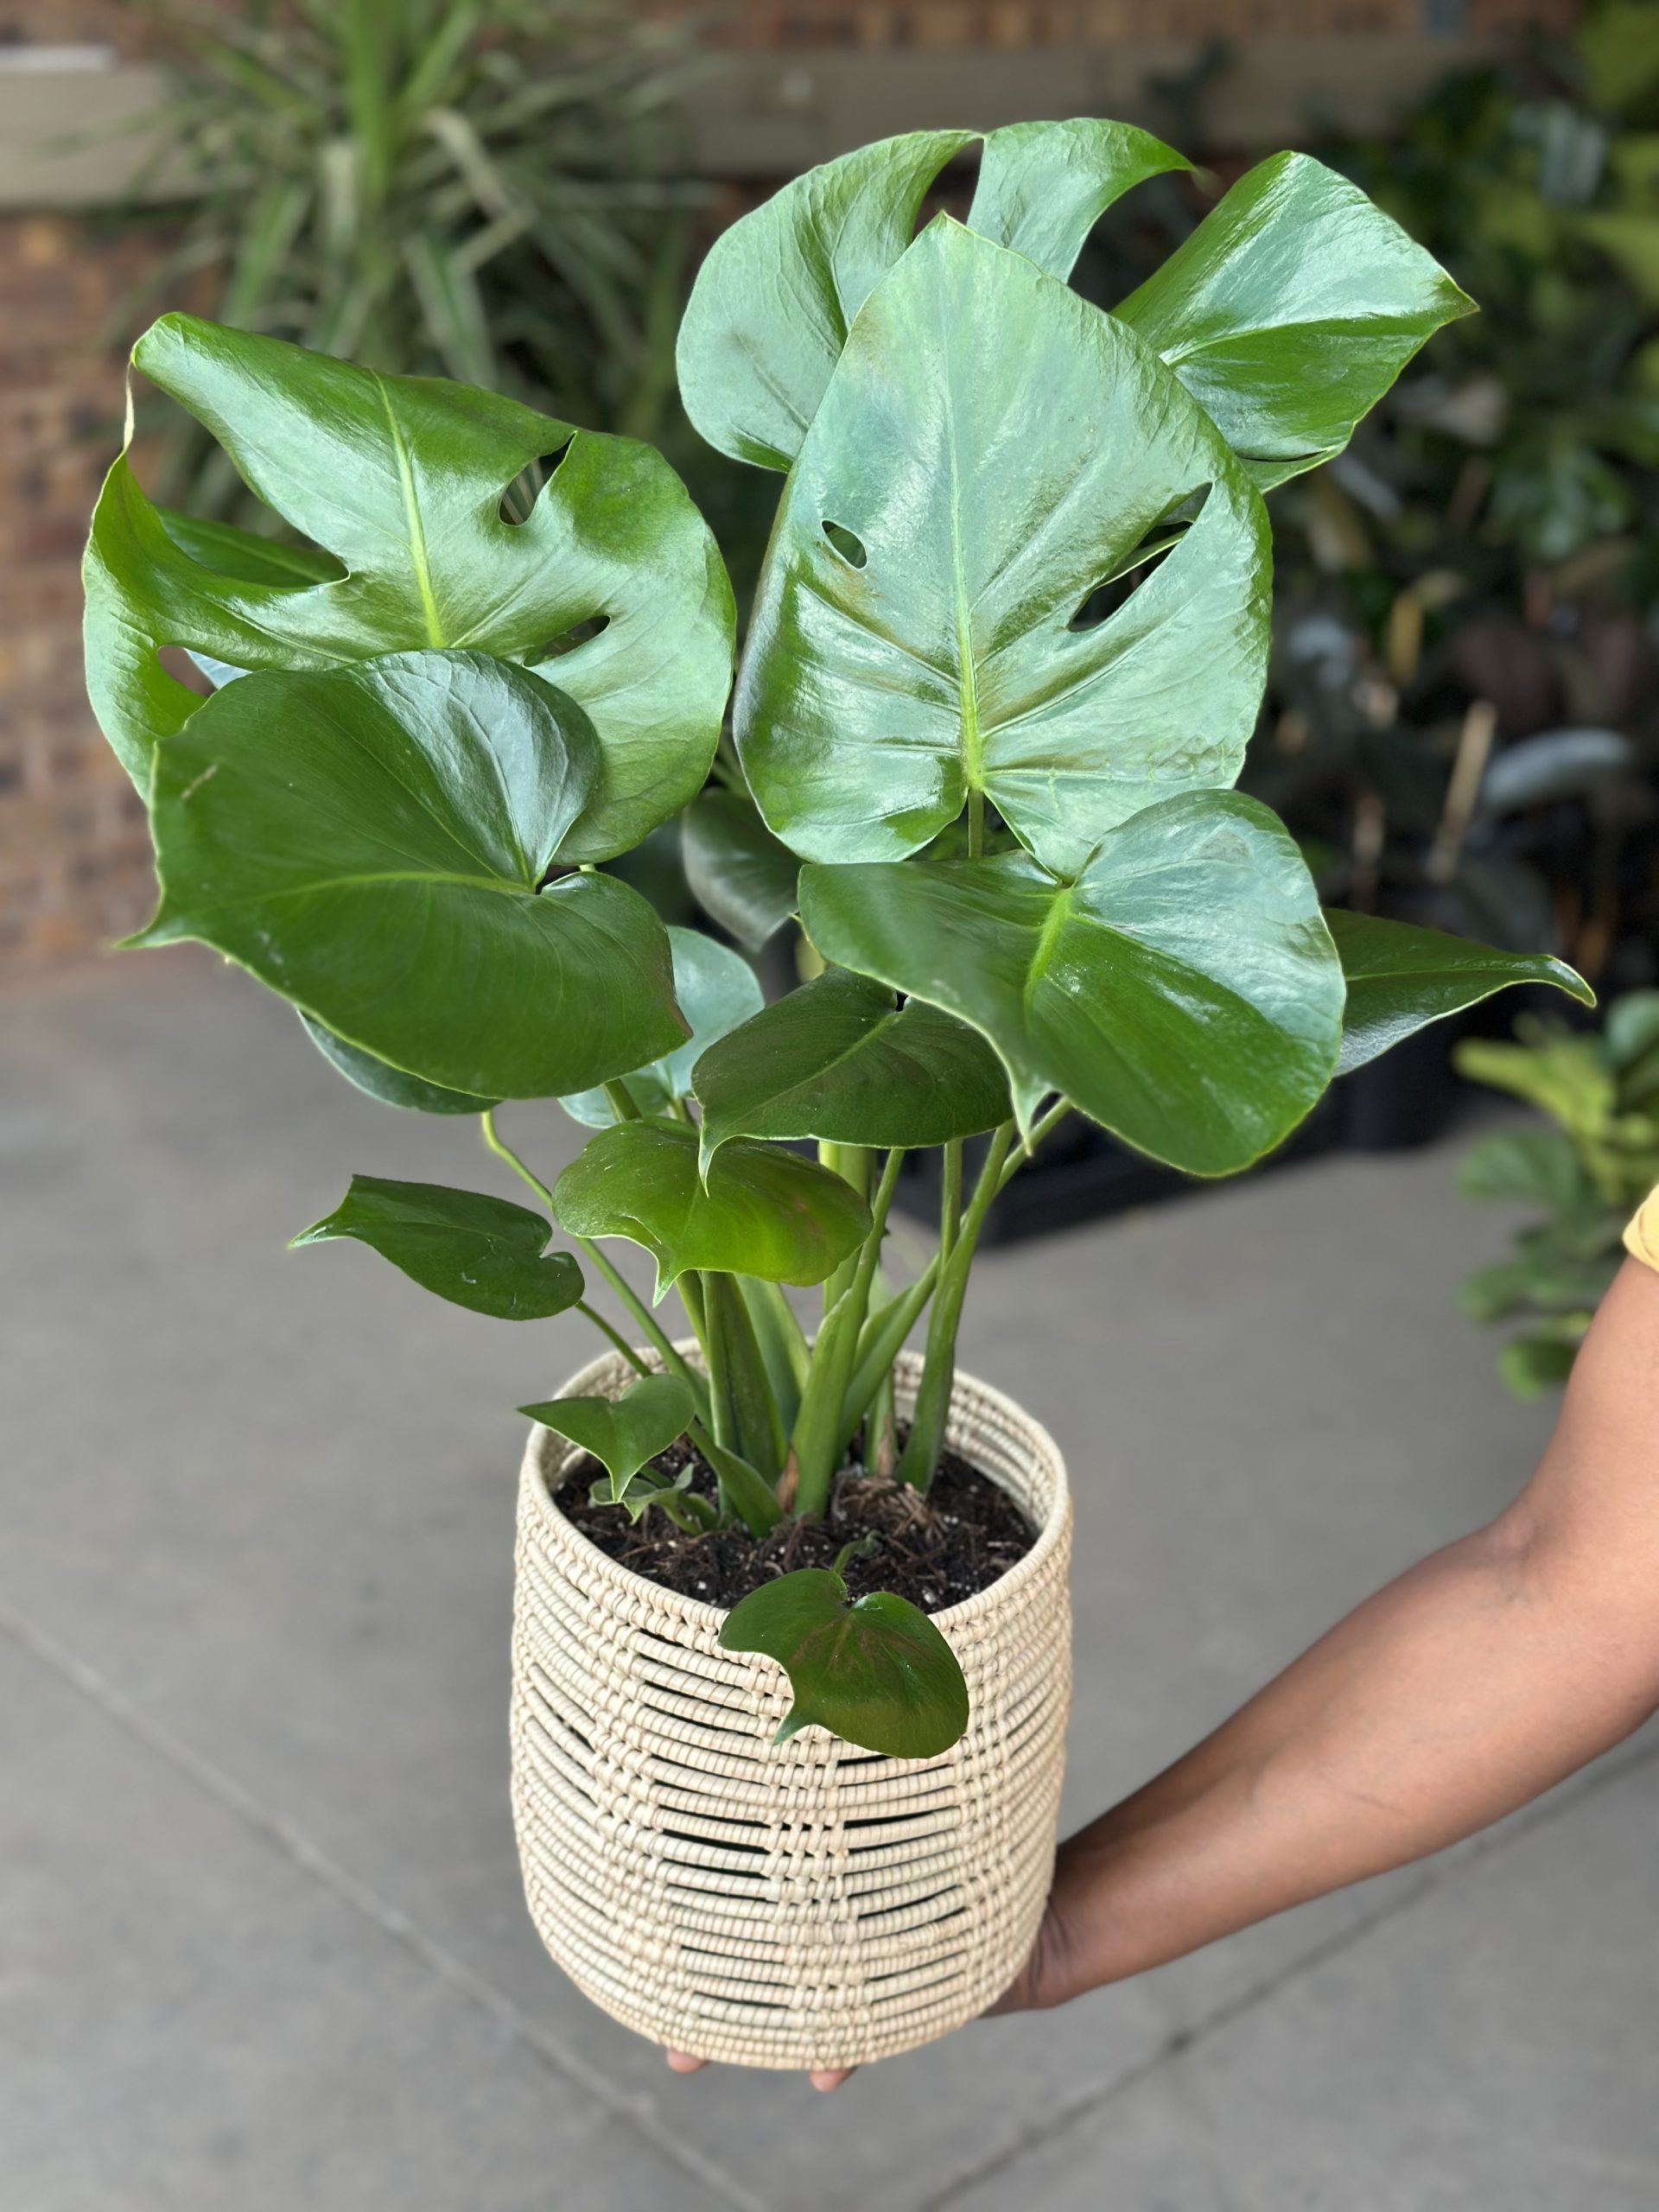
top-left (84, 119), bottom-right (1589, 2073)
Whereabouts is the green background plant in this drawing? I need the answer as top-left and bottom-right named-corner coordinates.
top-left (1457, 990), bottom-right (1659, 1395)
top-left (122, 0), bottom-right (706, 496)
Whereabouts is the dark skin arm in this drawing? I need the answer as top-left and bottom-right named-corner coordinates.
top-left (670, 1259), bottom-right (1659, 2077)
top-left (995, 1257), bottom-right (1659, 2012)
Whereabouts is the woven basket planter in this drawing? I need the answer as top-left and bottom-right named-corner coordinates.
top-left (510, 1344), bottom-right (1072, 2071)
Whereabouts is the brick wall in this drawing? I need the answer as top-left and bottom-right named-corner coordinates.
top-left (0, 213), bottom-right (164, 964)
top-left (0, 0), bottom-right (1584, 975)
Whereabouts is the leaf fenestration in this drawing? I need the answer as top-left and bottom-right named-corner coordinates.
top-left (85, 313), bottom-right (734, 855)
top-left (735, 218), bottom-right (1270, 878)
top-left (677, 119), bottom-right (1186, 473)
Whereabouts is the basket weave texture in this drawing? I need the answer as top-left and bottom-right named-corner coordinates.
top-left (510, 1346), bottom-right (1072, 2070)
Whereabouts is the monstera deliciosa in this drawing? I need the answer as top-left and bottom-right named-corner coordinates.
top-left (87, 118), bottom-right (1584, 1762)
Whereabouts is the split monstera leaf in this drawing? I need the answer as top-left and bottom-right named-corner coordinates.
top-left (86, 117), bottom-right (1591, 1766)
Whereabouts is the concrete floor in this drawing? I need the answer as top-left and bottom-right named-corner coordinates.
top-left (3, 946), bottom-right (1656, 2212)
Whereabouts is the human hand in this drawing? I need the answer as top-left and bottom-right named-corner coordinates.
top-left (664, 2050), bottom-right (855, 2091)
top-left (984, 1850), bottom-right (1096, 2015)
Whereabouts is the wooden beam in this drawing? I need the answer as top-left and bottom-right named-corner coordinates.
top-left (684, 36), bottom-right (1500, 175)
top-left (0, 35), bottom-right (1500, 211)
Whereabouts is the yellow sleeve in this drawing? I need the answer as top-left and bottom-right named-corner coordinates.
top-left (1624, 1188), bottom-right (1659, 1273)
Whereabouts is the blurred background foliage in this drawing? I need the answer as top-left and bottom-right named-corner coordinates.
top-left (1456, 988), bottom-right (1659, 1395)
top-left (1079, 3), bottom-right (1659, 996)
top-left (1255, 4), bottom-right (1659, 993)
top-left (118, 0), bottom-right (724, 513)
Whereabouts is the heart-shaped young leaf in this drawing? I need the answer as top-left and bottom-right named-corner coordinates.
top-left (801, 790), bottom-right (1343, 1174)
top-left (132, 651), bottom-right (685, 1099)
top-left (719, 1566), bottom-right (969, 1758)
top-left (84, 313), bottom-right (734, 855)
top-left (519, 1373), bottom-right (696, 1502)
top-left (692, 965), bottom-right (1010, 1173)
top-left (1327, 910), bottom-right (1591, 1077)
top-left (561, 926), bottom-right (763, 1128)
top-left (680, 789), bottom-right (800, 950)
top-left (554, 1120), bottom-right (871, 1297)
top-left (292, 1175), bottom-right (582, 1319)
top-left (299, 1014), bottom-right (500, 1116)
top-left (1114, 152), bottom-right (1475, 491)
top-left (677, 120), bottom-right (1185, 473)
top-left (734, 216), bottom-right (1269, 878)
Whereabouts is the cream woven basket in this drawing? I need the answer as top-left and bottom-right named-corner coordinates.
top-left (510, 1344), bottom-right (1072, 2071)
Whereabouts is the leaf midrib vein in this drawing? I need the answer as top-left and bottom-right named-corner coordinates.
top-left (373, 372), bottom-right (445, 649)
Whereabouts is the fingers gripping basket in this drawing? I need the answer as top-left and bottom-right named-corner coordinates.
top-left (510, 1346), bottom-right (1072, 2071)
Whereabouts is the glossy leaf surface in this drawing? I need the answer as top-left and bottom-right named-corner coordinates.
top-left (299, 1014), bottom-right (499, 1116)
top-left (801, 791), bottom-right (1343, 1173)
top-left (735, 218), bottom-right (1269, 876)
top-left (292, 1175), bottom-right (582, 1319)
top-left (519, 1374), bottom-right (696, 1497)
top-left (85, 313), bottom-right (734, 854)
top-left (1327, 910), bottom-right (1591, 1077)
top-left (679, 789), bottom-right (800, 950)
top-left (561, 927), bottom-right (762, 1126)
top-left (554, 1120), bottom-right (871, 1296)
top-left (693, 965), bottom-right (1009, 1171)
top-left (719, 1567), bottom-right (969, 1758)
top-left (677, 120), bottom-right (1185, 473)
top-left (1115, 152), bottom-right (1475, 489)
top-left (965, 118), bottom-right (1190, 282)
top-left (135, 652), bottom-right (684, 1099)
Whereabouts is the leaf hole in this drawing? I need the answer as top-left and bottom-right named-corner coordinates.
top-left (531, 611), bottom-right (611, 661)
top-left (1066, 481), bottom-right (1212, 632)
top-left (499, 440), bottom-right (573, 524)
top-left (821, 518), bottom-right (868, 569)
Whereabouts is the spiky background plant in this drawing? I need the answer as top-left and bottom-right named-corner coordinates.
top-left (86, 120), bottom-right (1589, 1758)
top-left (118, 0), bottom-right (706, 518)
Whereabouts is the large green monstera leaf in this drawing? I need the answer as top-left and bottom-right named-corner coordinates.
top-left (677, 129), bottom-right (1466, 494)
top-left (735, 216), bottom-right (1269, 876)
top-left (85, 314), bottom-right (734, 858)
top-left (133, 651), bottom-right (684, 1099)
top-left (800, 791), bottom-right (1344, 1175)
top-left (1115, 152), bottom-right (1475, 490)
top-left (677, 118), bottom-right (1186, 472)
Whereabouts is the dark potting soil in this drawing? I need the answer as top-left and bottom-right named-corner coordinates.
top-left (550, 1428), bottom-right (1035, 1613)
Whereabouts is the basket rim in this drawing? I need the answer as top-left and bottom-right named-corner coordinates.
top-left (519, 1343), bottom-right (1071, 1642)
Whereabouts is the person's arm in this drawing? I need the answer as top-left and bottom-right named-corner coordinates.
top-left (995, 1256), bottom-right (1659, 2012)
